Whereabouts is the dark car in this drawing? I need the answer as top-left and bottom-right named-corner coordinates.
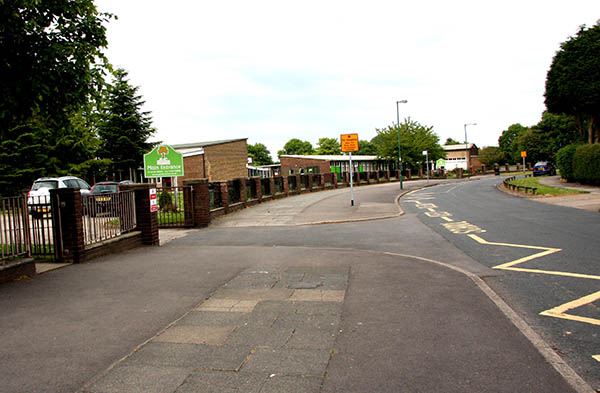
top-left (532, 161), bottom-right (556, 177)
top-left (89, 182), bottom-right (120, 215)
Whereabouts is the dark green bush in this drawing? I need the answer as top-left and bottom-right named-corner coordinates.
top-left (573, 144), bottom-right (600, 184)
top-left (158, 189), bottom-right (176, 212)
top-left (555, 144), bottom-right (579, 181)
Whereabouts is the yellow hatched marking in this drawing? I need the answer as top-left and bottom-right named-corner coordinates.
top-left (468, 234), bottom-right (600, 280)
top-left (592, 355), bottom-right (600, 362)
top-left (539, 291), bottom-right (600, 327)
top-left (442, 217), bottom-right (454, 222)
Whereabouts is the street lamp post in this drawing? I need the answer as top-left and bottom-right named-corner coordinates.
top-left (463, 122), bottom-right (477, 174)
top-left (396, 100), bottom-right (408, 190)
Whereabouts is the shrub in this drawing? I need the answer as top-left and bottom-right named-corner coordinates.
top-left (158, 190), bottom-right (176, 212)
top-left (573, 144), bottom-right (600, 184)
top-left (555, 144), bottom-right (579, 181)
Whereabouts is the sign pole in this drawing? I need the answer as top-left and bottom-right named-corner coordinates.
top-left (349, 152), bottom-right (355, 206)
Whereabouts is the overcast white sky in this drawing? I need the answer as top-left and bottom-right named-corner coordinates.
top-left (97, 0), bottom-right (599, 160)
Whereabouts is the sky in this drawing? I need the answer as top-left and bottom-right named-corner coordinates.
top-left (96, 0), bottom-right (599, 160)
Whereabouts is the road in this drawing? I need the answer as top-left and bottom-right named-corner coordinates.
top-left (401, 176), bottom-right (600, 389)
top-left (0, 179), bottom-right (594, 393)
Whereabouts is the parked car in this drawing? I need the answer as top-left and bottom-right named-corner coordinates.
top-left (28, 176), bottom-right (92, 218)
top-left (532, 161), bottom-right (556, 177)
top-left (89, 181), bottom-right (120, 216)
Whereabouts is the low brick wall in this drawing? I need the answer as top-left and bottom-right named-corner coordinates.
top-left (82, 231), bottom-right (143, 262)
top-left (0, 259), bottom-right (36, 283)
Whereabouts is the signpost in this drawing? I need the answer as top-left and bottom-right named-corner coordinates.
top-left (521, 151), bottom-right (527, 171)
top-left (149, 188), bottom-right (158, 212)
top-left (423, 150), bottom-right (429, 182)
top-left (340, 133), bottom-right (359, 206)
top-left (144, 145), bottom-right (185, 208)
top-left (144, 145), bottom-right (184, 178)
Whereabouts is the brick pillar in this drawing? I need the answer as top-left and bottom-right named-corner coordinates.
top-left (419, 168), bottom-right (423, 178)
top-left (183, 186), bottom-right (194, 227)
top-left (239, 178), bottom-right (247, 205)
top-left (269, 177), bottom-right (275, 196)
top-left (183, 179), bottom-right (210, 227)
top-left (296, 174), bottom-right (302, 192)
top-left (516, 163), bottom-right (521, 171)
top-left (458, 168), bottom-right (464, 178)
top-left (332, 173), bottom-right (338, 188)
top-left (51, 188), bottom-right (85, 263)
top-left (307, 174), bottom-right (313, 191)
top-left (283, 176), bottom-right (289, 196)
top-left (121, 183), bottom-right (159, 246)
top-left (385, 170), bottom-right (390, 181)
top-left (482, 165), bottom-right (486, 174)
top-left (219, 181), bottom-right (229, 213)
top-left (407, 169), bottom-right (411, 180)
top-left (254, 178), bottom-right (262, 201)
top-left (505, 164), bottom-right (509, 173)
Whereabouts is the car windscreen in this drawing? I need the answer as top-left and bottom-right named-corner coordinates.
top-left (32, 181), bottom-right (58, 190)
top-left (92, 184), bottom-right (118, 193)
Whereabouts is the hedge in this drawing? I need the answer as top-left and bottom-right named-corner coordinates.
top-left (573, 144), bottom-right (600, 184)
top-left (556, 144), bottom-right (579, 181)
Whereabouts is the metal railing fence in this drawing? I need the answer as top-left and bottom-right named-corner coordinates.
top-left (82, 191), bottom-right (136, 245)
top-left (1, 196), bottom-right (30, 263)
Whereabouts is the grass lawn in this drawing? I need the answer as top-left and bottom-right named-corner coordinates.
top-left (502, 171), bottom-right (532, 176)
top-left (508, 177), bottom-right (588, 196)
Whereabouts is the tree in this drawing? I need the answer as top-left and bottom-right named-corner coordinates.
top-left (247, 143), bottom-right (273, 165)
top-left (498, 124), bottom-right (528, 163)
top-left (545, 22), bottom-right (600, 143)
top-left (277, 138), bottom-right (314, 157)
top-left (374, 118), bottom-right (444, 170)
top-left (478, 146), bottom-right (506, 167)
top-left (97, 69), bottom-right (155, 181)
top-left (533, 111), bottom-right (583, 155)
top-left (0, 0), bottom-right (112, 193)
top-left (315, 137), bottom-right (341, 155)
top-left (444, 137), bottom-right (462, 145)
top-left (358, 139), bottom-right (378, 155)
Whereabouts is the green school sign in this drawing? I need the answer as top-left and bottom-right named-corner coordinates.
top-left (143, 145), bottom-right (184, 178)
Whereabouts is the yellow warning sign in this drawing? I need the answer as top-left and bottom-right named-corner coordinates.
top-left (340, 133), bottom-right (359, 152)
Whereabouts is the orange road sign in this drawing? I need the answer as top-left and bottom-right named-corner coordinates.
top-left (521, 151), bottom-right (527, 157)
top-left (341, 133), bottom-right (359, 152)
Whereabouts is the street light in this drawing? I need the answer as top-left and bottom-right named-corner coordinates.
top-left (464, 122), bottom-right (476, 172)
top-left (396, 100), bottom-right (408, 190)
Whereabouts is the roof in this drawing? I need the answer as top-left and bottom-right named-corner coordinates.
top-left (280, 154), bottom-right (381, 162)
top-left (443, 143), bottom-right (477, 151)
top-left (171, 138), bottom-right (247, 152)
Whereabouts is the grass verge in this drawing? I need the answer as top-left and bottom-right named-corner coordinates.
top-left (508, 177), bottom-right (588, 196)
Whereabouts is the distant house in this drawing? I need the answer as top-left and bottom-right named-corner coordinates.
top-left (442, 144), bottom-right (479, 170)
top-left (279, 155), bottom-right (389, 177)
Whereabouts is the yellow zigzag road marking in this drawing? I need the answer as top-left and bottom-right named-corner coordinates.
top-left (468, 234), bottom-right (600, 327)
top-left (539, 291), bottom-right (600, 327)
top-left (593, 355), bottom-right (600, 362)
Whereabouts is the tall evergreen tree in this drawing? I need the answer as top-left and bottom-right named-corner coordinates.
top-left (97, 69), bottom-right (155, 181)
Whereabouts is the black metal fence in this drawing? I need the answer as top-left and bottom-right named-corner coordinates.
top-left (1, 196), bottom-right (29, 262)
top-left (156, 186), bottom-right (186, 227)
top-left (82, 191), bottom-right (137, 244)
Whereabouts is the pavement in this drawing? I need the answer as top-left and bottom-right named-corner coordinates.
top-left (532, 175), bottom-right (600, 212)
top-left (10, 178), bottom-right (597, 392)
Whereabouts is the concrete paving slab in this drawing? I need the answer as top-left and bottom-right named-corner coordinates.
top-left (178, 311), bottom-right (248, 327)
top-left (225, 325), bottom-right (295, 348)
top-left (173, 370), bottom-right (264, 393)
top-left (154, 325), bottom-right (234, 345)
top-left (289, 289), bottom-right (345, 302)
top-left (125, 342), bottom-right (253, 371)
top-left (84, 364), bottom-right (192, 393)
top-left (210, 288), bottom-right (294, 301)
top-left (259, 375), bottom-right (323, 393)
top-left (285, 326), bottom-right (337, 350)
top-left (241, 347), bottom-right (331, 377)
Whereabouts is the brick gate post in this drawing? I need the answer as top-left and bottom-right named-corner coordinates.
top-left (50, 188), bottom-right (85, 263)
top-left (121, 183), bottom-right (159, 246)
top-left (183, 179), bottom-right (211, 227)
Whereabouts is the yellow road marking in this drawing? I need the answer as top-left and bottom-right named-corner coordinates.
top-left (593, 355), bottom-right (600, 362)
top-left (468, 234), bottom-right (600, 280)
top-left (442, 221), bottom-right (486, 234)
top-left (442, 217), bottom-right (454, 222)
top-left (540, 291), bottom-right (600, 326)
